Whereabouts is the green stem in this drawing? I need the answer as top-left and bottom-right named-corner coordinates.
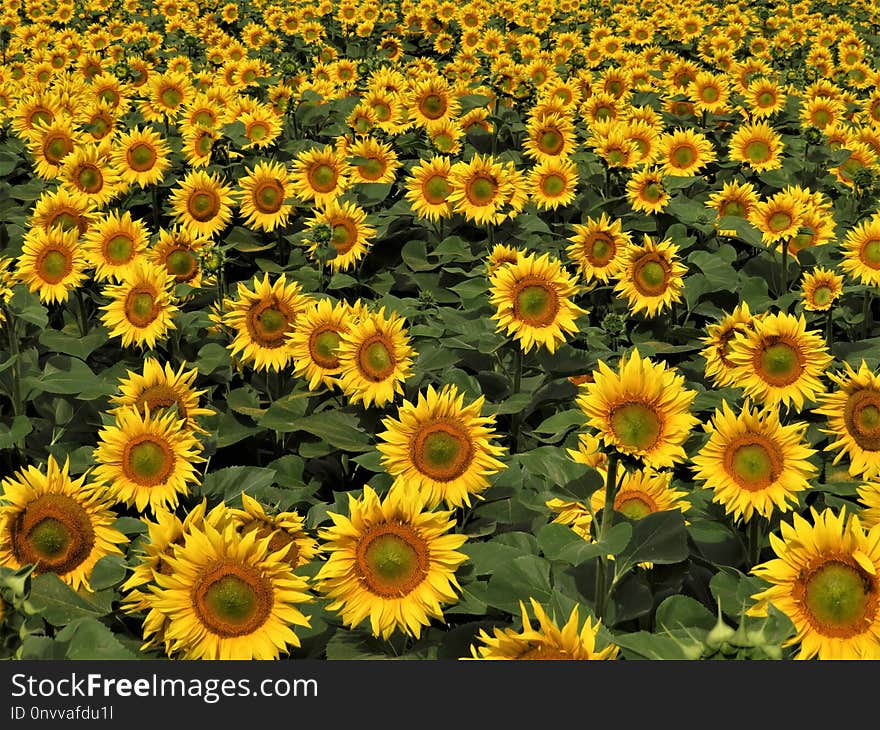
top-left (594, 452), bottom-right (620, 622)
top-left (748, 517), bottom-right (764, 569)
top-left (152, 186), bottom-right (162, 230)
top-left (73, 288), bottom-right (89, 337)
top-left (862, 290), bottom-right (872, 340)
top-left (825, 309), bottom-right (833, 349)
top-left (509, 347), bottom-right (523, 454)
top-left (6, 309), bottom-right (23, 418)
top-left (780, 239), bottom-right (789, 295)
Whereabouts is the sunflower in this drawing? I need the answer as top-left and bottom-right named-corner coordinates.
top-left (567, 431), bottom-right (608, 471)
top-left (690, 71), bottom-right (730, 114)
top-left (179, 124), bottom-right (217, 169)
top-left (840, 216), bottom-right (880, 287)
top-left (750, 508), bottom-right (880, 660)
top-left (745, 77), bottom-right (787, 118)
top-left (93, 406), bottom-right (204, 514)
top-left (428, 118), bottom-right (463, 155)
top-left (728, 121), bottom-right (784, 172)
top-left (832, 143), bottom-right (878, 189)
top-left (546, 497), bottom-right (593, 540)
top-left (613, 235), bottom-right (687, 318)
top-left (223, 273), bottom-right (312, 372)
top-left (692, 400), bottom-right (816, 523)
top-left (489, 251), bottom-right (586, 354)
top-left (290, 145), bottom-right (351, 206)
top-left (100, 259), bottom-right (178, 349)
top-left (143, 71), bottom-right (192, 122)
top-left (314, 485), bottom-right (467, 640)
top-left (230, 493), bottom-right (320, 570)
top-left (801, 96), bottom-right (846, 131)
top-left (236, 160), bottom-right (293, 233)
top-left (149, 226), bottom-right (210, 288)
top-left (656, 128), bottom-right (716, 176)
top-left (707, 179), bottom-right (760, 235)
top-left (0, 456), bottom-right (126, 592)
top-left (147, 520), bottom-right (312, 659)
top-left (526, 157), bottom-right (578, 211)
top-left (28, 117), bottom-right (78, 180)
top-left (288, 298), bottom-right (354, 391)
top-left (303, 199), bottom-right (375, 272)
top-left (169, 169), bottom-right (235, 239)
top-left (727, 311), bottom-right (832, 411)
top-left (239, 107), bottom-right (282, 150)
top-left (409, 77), bottom-right (460, 129)
top-left (486, 244), bottom-right (525, 277)
top-left (110, 126), bottom-right (171, 188)
top-left (81, 209), bottom-right (148, 282)
top-left (701, 303), bottom-right (758, 388)
top-left (567, 213), bottom-right (630, 283)
top-left (377, 384), bottom-right (507, 509)
top-left (748, 190), bottom-right (804, 246)
top-left (801, 267), bottom-right (844, 312)
top-left (109, 357), bottom-right (213, 434)
top-left (17, 226), bottom-right (87, 304)
top-left (576, 349), bottom-right (698, 469)
top-left (592, 467), bottom-right (690, 523)
top-left (346, 136), bottom-right (400, 184)
top-left (469, 598), bottom-right (618, 660)
top-left (814, 361), bottom-right (880, 480)
top-left (336, 306), bottom-right (416, 408)
top-left (447, 153), bottom-right (520, 226)
top-left (523, 112), bottom-right (575, 162)
top-left (625, 167), bottom-right (669, 214)
top-left (404, 155), bottom-right (453, 222)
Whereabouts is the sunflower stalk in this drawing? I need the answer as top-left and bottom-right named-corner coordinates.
top-left (509, 346), bottom-right (524, 454)
top-left (748, 516), bottom-right (764, 569)
top-left (594, 451), bottom-right (620, 622)
top-left (73, 287), bottom-right (89, 337)
top-left (5, 308), bottom-right (23, 419)
top-left (780, 238), bottom-right (790, 295)
top-left (862, 290), bottom-right (872, 340)
top-left (825, 309), bottom-right (834, 348)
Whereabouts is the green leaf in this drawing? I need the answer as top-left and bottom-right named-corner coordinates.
top-left (30, 357), bottom-right (109, 397)
top-left (654, 595), bottom-right (716, 633)
top-left (260, 408), bottom-right (372, 452)
top-left (88, 554), bottom-right (128, 591)
top-left (537, 522), bottom-right (632, 565)
top-left (7, 286), bottom-right (48, 328)
top-left (38, 329), bottom-right (108, 360)
top-left (485, 554), bottom-right (553, 613)
top-left (0, 415), bottom-right (32, 450)
top-left (616, 511), bottom-right (689, 575)
top-left (29, 574), bottom-right (112, 626)
top-left (195, 343), bottom-right (231, 374)
top-left (462, 541), bottom-right (526, 576)
top-left (200, 466), bottom-right (277, 504)
top-left (56, 618), bottom-right (140, 660)
top-left (613, 631), bottom-right (698, 660)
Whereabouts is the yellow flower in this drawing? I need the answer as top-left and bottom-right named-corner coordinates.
top-left (613, 235), bottom-right (687, 317)
top-left (0, 456), bottom-right (126, 592)
top-left (17, 225), bottom-right (87, 304)
top-left (99, 259), bottom-right (178, 349)
top-left (315, 485), bottom-right (467, 640)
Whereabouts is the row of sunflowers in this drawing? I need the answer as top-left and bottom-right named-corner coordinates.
top-left (1, 0), bottom-right (880, 661)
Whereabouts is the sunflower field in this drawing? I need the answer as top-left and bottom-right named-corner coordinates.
top-left (1, 0), bottom-right (880, 664)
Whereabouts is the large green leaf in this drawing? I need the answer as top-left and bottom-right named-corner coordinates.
top-left (260, 408), bottom-right (372, 452)
top-left (29, 574), bottom-right (113, 626)
top-left (615, 511), bottom-right (689, 575)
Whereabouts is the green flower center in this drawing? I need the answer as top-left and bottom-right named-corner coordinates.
top-left (539, 130), bottom-right (563, 155)
top-left (701, 86), bottom-right (719, 102)
top-left (106, 235), bottom-right (134, 265)
top-left (166, 249), bottom-right (197, 279)
top-left (729, 441), bottom-right (778, 489)
top-left (467, 175), bottom-right (497, 205)
top-left (28, 518), bottom-right (72, 560)
top-left (129, 292), bottom-right (156, 320)
top-left (189, 191), bottom-right (218, 221)
top-left (204, 575), bottom-right (259, 625)
top-left (722, 200), bottom-right (745, 217)
top-left (259, 307), bottom-right (287, 334)
top-left (127, 439), bottom-right (171, 482)
top-left (759, 341), bottom-right (801, 384)
top-left (414, 421), bottom-right (472, 480)
top-left (591, 236), bottom-right (612, 263)
top-left (160, 87), bottom-right (182, 108)
top-left (362, 340), bottom-right (393, 379)
top-left (423, 175), bottom-right (450, 204)
top-left (811, 286), bottom-right (833, 307)
top-left (610, 402), bottom-right (662, 452)
top-left (357, 526), bottom-right (428, 597)
top-left (804, 562), bottom-right (872, 632)
top-left (248, 123), bottom-right (268, 141)
top-left (45, 136), bottom-right (73, 164)
top-left (757, 91), bottom-right (775, 107)
top-left (616, 496), bottom-right (653, 520)
top-left (311, 328), bottom-right (341, 368)
top-left (745, 140), bottom-right (771, 162)
top-left (309, 163), bottom-right (337, 192)
top-left (421, 93), bottom-right (446, 119)
top-left (42, 249), bottom-right (69, 280)
top-left (643, 182), bottom-right (663, 202)
top-left (360, 157), bottom-right (384, 180)
top-left (514, 280), bottom-right (559, 327)
top-left (767, 211), bottom-right (793, 232)
top-left (129, 142), bottom-right (157, 170)
top-left (672, 144), bottom-right (696, 167)
top-left (542, 173), bottom-right (566, 197)
top-left (255, 181), bottom-right (284, 213)
top-left (861, 240), bottom-right (880, 267)
top-left (77, 166), bottom-right (102, 193)
top-left (640, 261), bottom-right (666, 287)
